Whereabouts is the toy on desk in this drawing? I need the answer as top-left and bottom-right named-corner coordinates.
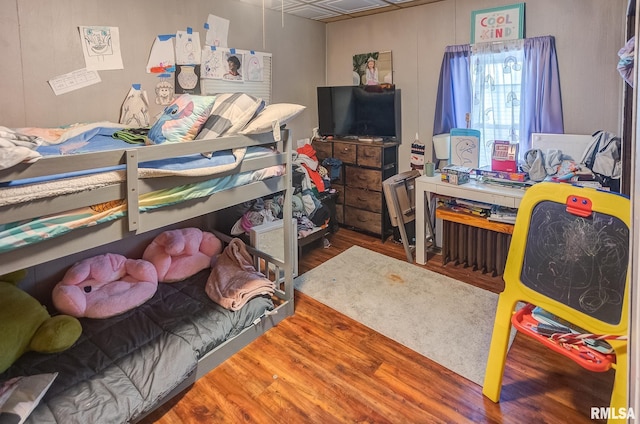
top-left (491, 140), bottom-right (518, 172)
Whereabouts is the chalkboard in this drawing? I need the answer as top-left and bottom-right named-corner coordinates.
top-left (521, 200), bottom-right (629, 325)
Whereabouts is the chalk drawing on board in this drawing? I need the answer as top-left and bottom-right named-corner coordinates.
top-left (520, 200), bottom-right (629, 324)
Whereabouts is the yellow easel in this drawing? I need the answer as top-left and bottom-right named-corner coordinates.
top-left (482, 182), bottom-right (630, 423)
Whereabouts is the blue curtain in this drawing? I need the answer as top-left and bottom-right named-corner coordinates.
top-left (432, 44), bottom-right (471, 136)
top-left (520, 35), bottom-right (564, 153)
top-left (434, 36), bottom-right (564, 154)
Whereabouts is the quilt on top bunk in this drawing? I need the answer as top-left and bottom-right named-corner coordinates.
top-left (0, 125), bottom-right (273, 204)
top-left (0, 269), bottom-right (274, 424)
top-left (0, 146), bottom-right (284, 254)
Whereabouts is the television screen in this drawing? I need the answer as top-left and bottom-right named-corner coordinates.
top-left (317, 85), bottom-right (400, 140)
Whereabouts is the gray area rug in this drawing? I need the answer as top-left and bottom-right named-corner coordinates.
top-left (294, 245), bottom-right (515, 386)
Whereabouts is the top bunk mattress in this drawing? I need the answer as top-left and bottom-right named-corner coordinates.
top-left (0, 124), bottom-right (279, 206)
top-left (0, 126), bottom-right (288, 256)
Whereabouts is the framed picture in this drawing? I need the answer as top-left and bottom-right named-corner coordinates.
top-left (352, 51), bottom-right (393, 86)
top-left (471, 3), bottom-right (525, 44)
top-left (449, 129), bottom-right (480, 169)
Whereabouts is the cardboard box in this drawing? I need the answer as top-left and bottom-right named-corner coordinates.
top-left (441, 165), bottom-right (472, 185)
top-left (475, 169), bottom-right (529, 182)
top-left (491, 140), bottom-right (518, 172)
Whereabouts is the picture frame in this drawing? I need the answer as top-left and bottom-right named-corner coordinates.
top-left (352, 51), bottom-right (393, 86)
top-left (471, 3), bottom-right (525, 44)
top-left (449, 128), bottom-right (481, 169)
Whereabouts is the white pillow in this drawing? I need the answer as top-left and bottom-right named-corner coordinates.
top-left (240, 103), bottom-right (306, 135)
top-left (0, 373), bottom-right (57, 424)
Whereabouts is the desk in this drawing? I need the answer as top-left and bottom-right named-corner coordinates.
top-left (415, 174), bottom-right (526, 265)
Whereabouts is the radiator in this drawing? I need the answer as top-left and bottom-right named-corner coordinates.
top-left (441, 220), bottom-right (512, 276)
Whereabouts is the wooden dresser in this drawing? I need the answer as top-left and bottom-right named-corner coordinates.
top-left (312, 138), bottom-right (399, 240)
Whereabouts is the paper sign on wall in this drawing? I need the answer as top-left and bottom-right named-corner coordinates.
top-left (48, 68), bottom-right (101, 95)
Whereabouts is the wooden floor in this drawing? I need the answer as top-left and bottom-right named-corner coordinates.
top-left (140, 228), bottom-right (614, 424)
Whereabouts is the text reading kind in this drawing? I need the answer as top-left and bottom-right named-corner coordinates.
top-left (480, 14), bottom-right (514, 40)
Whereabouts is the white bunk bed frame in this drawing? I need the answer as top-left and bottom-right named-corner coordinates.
top-left (0, 130), bottom-right (295, 420)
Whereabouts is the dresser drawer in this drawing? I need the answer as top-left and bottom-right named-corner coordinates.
top-left (357, 145), bottom-right (383, 168)
top-left (333, 142), bottom-right (357, 164)
top-left (346, 166), bottom-right (382, 191)
top-left (345, 207), bottom-right (382, 234)
top-left (333, 184), bottom-right (345, 204)
top-left (312, 139), bottom-right (333, 161)
top-left (335, 204), bottom-right (344, 224)
top-left (345, 186), bottom-right (382, 213)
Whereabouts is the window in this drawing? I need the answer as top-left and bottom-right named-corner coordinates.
top-left (470, 40), bottom-right (524, 169)
top-left (433, 36), bottom-right (563, 167)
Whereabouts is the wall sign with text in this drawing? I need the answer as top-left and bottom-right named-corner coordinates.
top-left (471, 3), bottom-right (525, 44)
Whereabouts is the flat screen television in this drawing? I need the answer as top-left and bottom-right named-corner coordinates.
top-left (317, 85), bottom-right (401, 141)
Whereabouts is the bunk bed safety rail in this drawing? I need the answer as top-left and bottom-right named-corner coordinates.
top-left (126, 149), bottom-right (140, 231)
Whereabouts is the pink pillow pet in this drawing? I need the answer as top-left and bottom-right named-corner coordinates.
top-left (52, 253), bottom-right (158, 319)
top-left (142, 228), bottom-right (223, 283)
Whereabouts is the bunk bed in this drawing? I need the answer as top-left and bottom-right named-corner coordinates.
top-left (0, 125), bottom-right (296, 423)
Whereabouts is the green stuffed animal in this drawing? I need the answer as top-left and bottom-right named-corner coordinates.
top-left (0, 270), bottom-right (82, 374)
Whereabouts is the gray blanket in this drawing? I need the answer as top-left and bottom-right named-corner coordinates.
top-left (0, 269), bottom-right (273, 424)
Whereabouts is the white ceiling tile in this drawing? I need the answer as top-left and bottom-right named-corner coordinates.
top-left (315, 0), bottom-right (389, 14)
top-left (231, 0), bottom-right (432, 21)
top-left (284, 3), bottom-right (342, 19)
top-left (275, 0), bottom-right (309, 11)
top-left (238, 0), bottom-right (301, 11)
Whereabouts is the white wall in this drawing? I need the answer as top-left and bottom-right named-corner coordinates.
top-left (3, 0), bottom-right (626, 168)
top-left (0, 0), bottom-right (326, 142)
top-left (325, 0), bottom-right (627, 171)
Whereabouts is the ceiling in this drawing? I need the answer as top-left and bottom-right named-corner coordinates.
top-left (237, 0), bottom-right (443, 23)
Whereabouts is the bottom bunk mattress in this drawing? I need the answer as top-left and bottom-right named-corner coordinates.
top-left (0, 269), bottom-right (274, 424)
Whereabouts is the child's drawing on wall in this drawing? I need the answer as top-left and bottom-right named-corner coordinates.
top-left (79, 26), bottom-right (123, 70)
top-left (246, 54), bottom-right (264, 82)
top-left (175, 30), bottom-right (201, 65)
top-left (201, 48), bottom-right (225, 79)
top-left (83, 27), bottom-right (112, 56)
top-left (155, 78), bottom-right (175, 106)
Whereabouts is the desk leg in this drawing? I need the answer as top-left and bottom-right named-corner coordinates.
top-left (416, 181), bottom-right (428, 264)
top-left (415, 180), bottom-right (438, 265)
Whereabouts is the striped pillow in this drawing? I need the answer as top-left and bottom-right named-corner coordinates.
top-left (196, 93), bottom-right (264, 140)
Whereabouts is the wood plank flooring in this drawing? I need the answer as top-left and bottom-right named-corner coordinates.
top-left (140, 228), bottom-right (614, 424)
